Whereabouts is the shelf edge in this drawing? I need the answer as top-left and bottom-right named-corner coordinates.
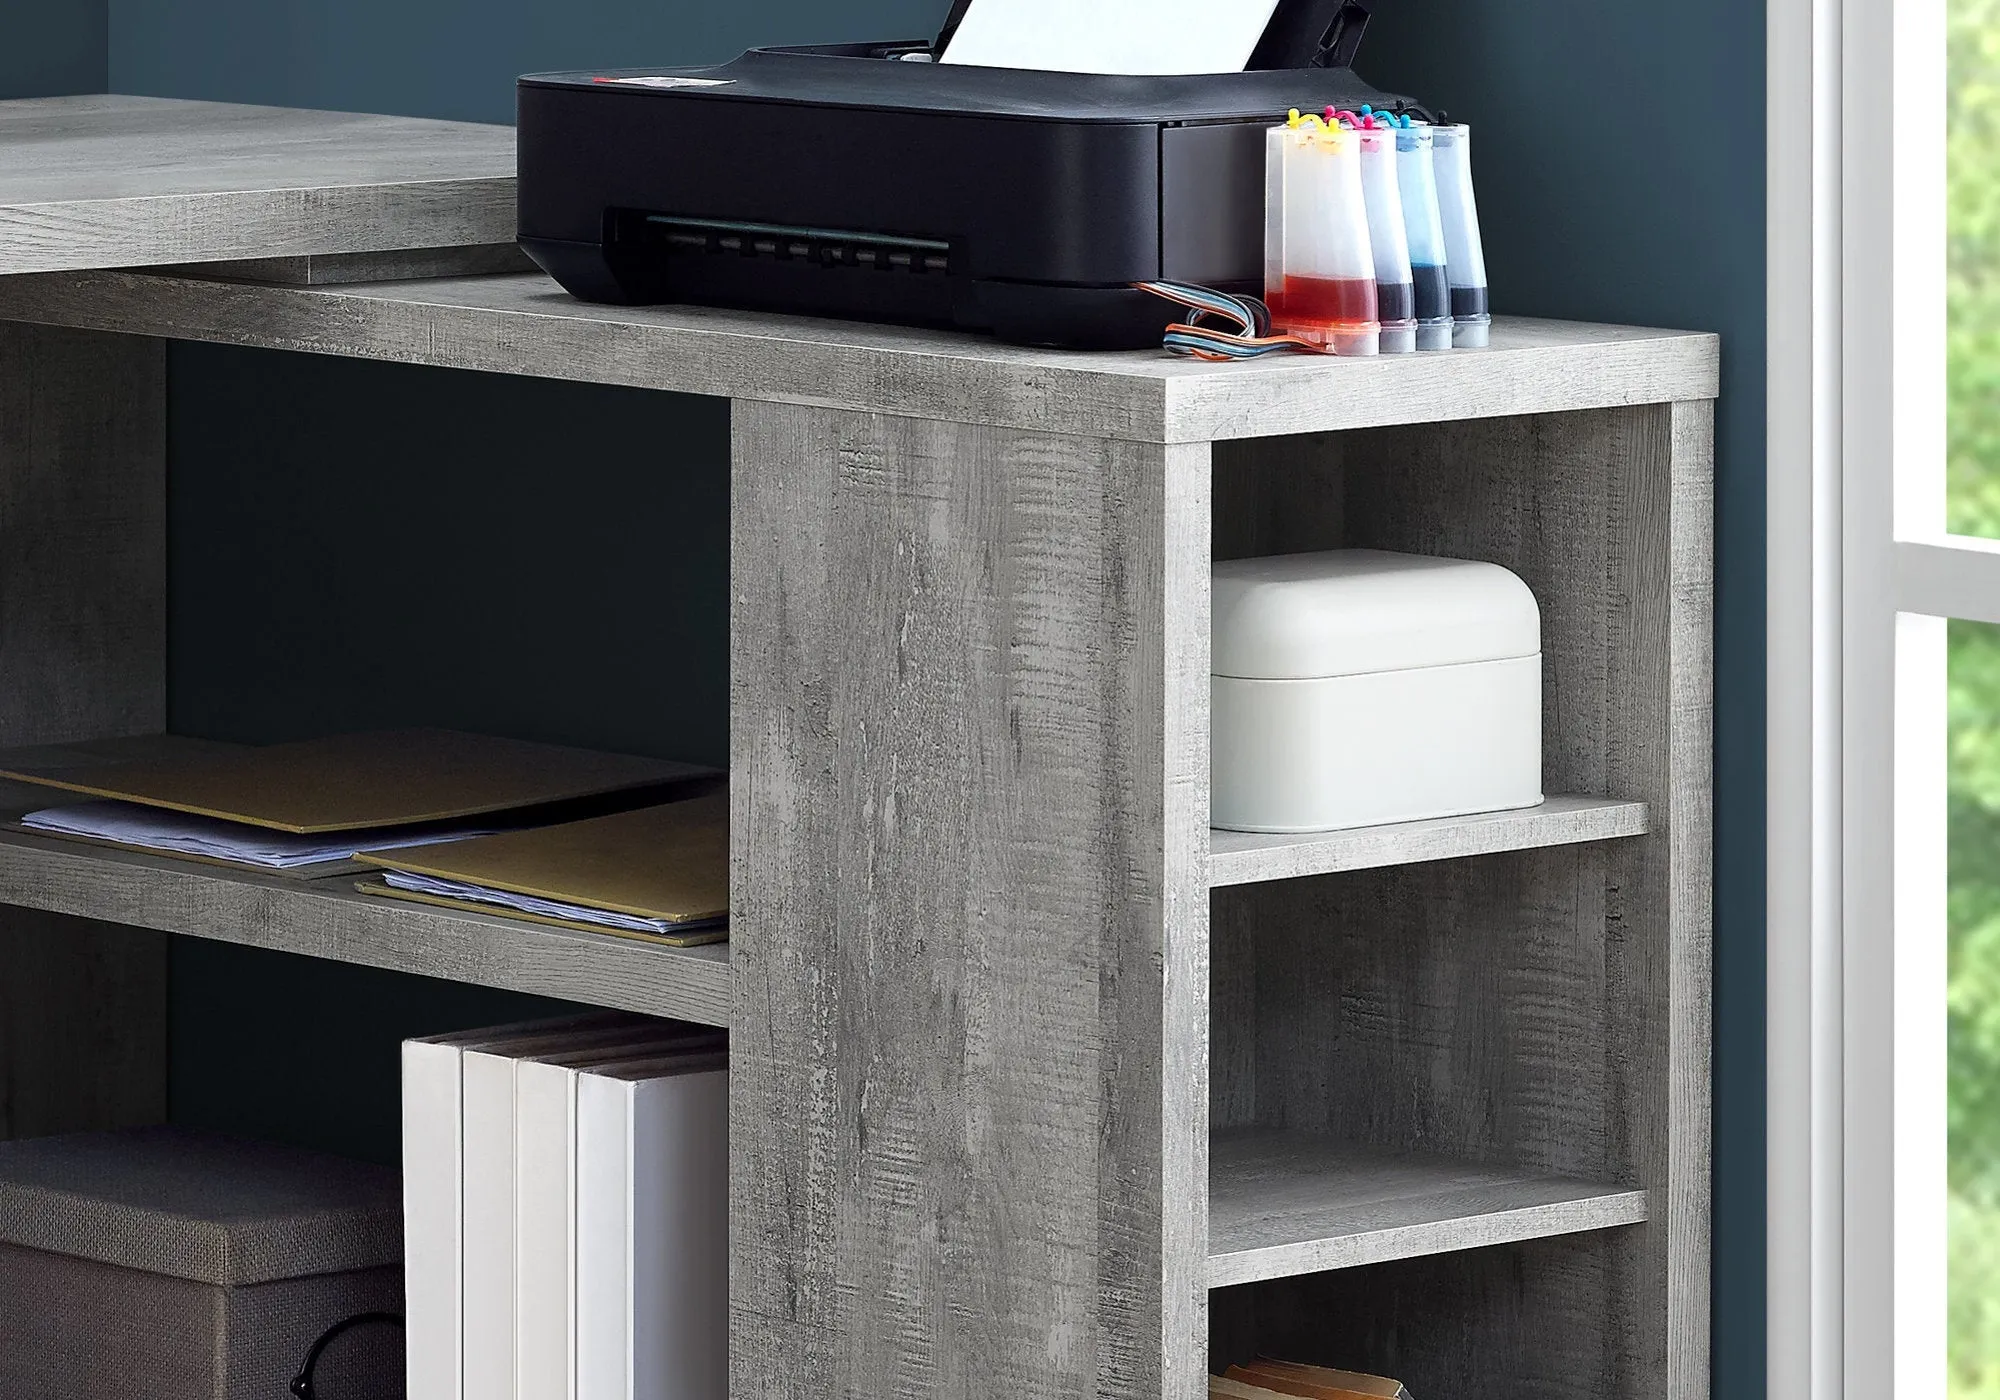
top-left (1207, 796), bottom-right (1652, 888)
top-left (1205, 1186), bottom-right (1651, 1289)
top-left (0, 829), bottom-right (732, 1028)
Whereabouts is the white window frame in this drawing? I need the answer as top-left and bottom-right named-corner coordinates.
top-left (1767, 0), bottom-right (1959, 1392)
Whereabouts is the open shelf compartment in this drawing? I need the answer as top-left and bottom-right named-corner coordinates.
top-left (0, 737), bottom-right (731, 1028)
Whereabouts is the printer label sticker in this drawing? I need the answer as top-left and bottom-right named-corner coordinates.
top-left (594, 76), bottom-right (736, 89)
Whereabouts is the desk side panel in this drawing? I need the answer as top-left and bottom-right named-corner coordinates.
top-left (729, 404), bottom-right (1208, 1398)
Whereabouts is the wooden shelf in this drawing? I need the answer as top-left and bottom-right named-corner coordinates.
top-left (0, 826), bottom-right (731, 1026)
top-left (0, 738), bottom-right (729, 1027)
top-left (1208, 796), bottom-right (1650, 887)
top-left (0, 268), bottom-right (1720, 445)
top-left (1207, 1128), bottom-right (1649, 1289)
top-left (0, 752), bottom-right (1637, 1031)
top-left (0, 96), bottom-right (513, 276)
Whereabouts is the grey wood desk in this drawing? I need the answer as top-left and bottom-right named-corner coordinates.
top-left (0, 94), bottom-right (515, 273)
top-left (0, 95), bottom-right (1717, 1400)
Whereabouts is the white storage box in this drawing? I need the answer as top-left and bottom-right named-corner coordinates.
top-left (1211, 549), bottom-right (1544, 833)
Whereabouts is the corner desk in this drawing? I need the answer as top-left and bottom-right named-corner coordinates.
top-left (0, 94), bottom-right (1717, 1400)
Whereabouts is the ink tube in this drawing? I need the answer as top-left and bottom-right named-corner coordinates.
top-left (1395, 124), bottom-right (1454, 351)
top-left (1432, 123), bottom-right (1490, 348)
top-left (1264, 119), bottom-right (1379, 356)
top-left (1356, 124), bottom-right (1417, 354)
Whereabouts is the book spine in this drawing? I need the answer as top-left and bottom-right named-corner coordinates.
top-left (628, 1069), bottom-right (729, 1400)
top-left (402, 1039), bottom-right (465, 1400)
top-left (515, 1058), bottom-right (576, 1400)
top-left (575, 1073), bottom-right (632, 1400)
top-left (567, 1070), bottom-right (581, 1400)
top-left (462, 1051), bottom-right (520, 1400)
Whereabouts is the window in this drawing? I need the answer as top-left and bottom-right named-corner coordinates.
top-left (1768, 0), bottom-right (1967, 1394)
top-left (1951, 3), bottom-right (2000, 1391)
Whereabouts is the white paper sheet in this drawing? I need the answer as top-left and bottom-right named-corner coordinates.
top-left (22, 799), bottom-right (498, 870)
top-left (939, 0), bottom-right (1284, 75)
top-left (379, 868), bottom-right (724, 936)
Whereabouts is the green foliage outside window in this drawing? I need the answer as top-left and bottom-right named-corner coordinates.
top-left (1952, 0), bottom-right (2000, 1390)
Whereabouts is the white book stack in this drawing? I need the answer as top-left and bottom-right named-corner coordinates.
top-left (402, 1016), bottom-right (728, 1400)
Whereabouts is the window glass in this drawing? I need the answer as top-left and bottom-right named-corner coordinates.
top-left (1950, 0), bottom-right (2000, 539)
top-left (1952, 616), bottom-right (2000, 1395)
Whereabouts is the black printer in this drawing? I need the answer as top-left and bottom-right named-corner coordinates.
top-left (517, 0), bottom-right (1422, 349)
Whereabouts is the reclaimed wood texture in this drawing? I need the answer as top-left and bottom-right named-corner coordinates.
top-left (0, 735), bottom-right (729, 1026)
top-left (1208, 1232), bottom-right (1628, 1400)
top-left (730, 403), bottom-right (1212, 1399)
top-left (0, 96), bottom-right (513, 274)
top-left (1207, 1129), bottom-right (1648, 1287)
top-left (0, 323), bottom-right (164, 745)
top-left (0, 327), bottom-right (168, 1139)
top-left (0, 825), bottom-right (730, 1028)
top-left (1207, 795), bottom-right (1650, 887)
top-left (160, 242), bottom-right (534, 286)
top-left (1206, 405), bottom-right (1713, 1400)
top-left (0, 270), bottom-right (1719, 444)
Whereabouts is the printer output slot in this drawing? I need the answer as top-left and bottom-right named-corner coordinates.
top-left (613, 212), bottom-right (955, 276)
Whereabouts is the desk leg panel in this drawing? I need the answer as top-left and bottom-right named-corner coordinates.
top-left (0, 322), bottom-right (168, 1140)
top-left (729, 403), bottom-right (1210, 1399)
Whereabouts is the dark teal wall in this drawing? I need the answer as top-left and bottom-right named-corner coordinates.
top-left (109, 0), bottom-right (951, 122)
top-left (1, 0), bottom-right (106, 95)
top-left (71, 3), bottom-right (1764, 1392)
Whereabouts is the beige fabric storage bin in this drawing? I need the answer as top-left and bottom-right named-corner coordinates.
top-left (0, 1126), bottom-right (403, 1400)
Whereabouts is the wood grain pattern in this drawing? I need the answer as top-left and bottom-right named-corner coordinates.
top-left (1207, 796), bottom-right (1650, 888)
top-left (1212, 849), bottom-right (1623, 1174)
top-left (729, 404), bottom-right (1212, 1398)
top-left (0, 96), bottom-right (513, 274)
top-left (1207, 1128), bottom-right (1647, 1287)
top-left (1208, 1233), bottom-right (1624, 1400)
top-left (0, 323), bottom-right (164, 746)
top-left (1211, 433), bottom-right (1347, 561)
top-left (0, 169), bottom-right (1715, 1392)
top-left (0, 270), bottom-right (1720, 445)
top-left (1641, 399), bottom-right (1716, 1393)
top-left (160, 243), bottom-right (534, 286)
top-left (0, 827), bottom-right (731, 1027)
top-left (1206, 405), bottom-right (1712, 1400)
top-left (0, 326), bottom-right (169, 1140)
top-left (1162, 442), bottom-right (1213, 1388)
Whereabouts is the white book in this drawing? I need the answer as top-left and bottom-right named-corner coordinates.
top-left (401, 1014), bottom-right (650, 1400)
top-left (575, 1054), bottom-right (729, 1400)
top-left (513, 1035), bottom-right (724, 1400)
top-left (516, 1055), bottom-right (581, 1400)
top-left (462, 1047), bottom-right (520, 1400)
top-left (403, 1034), bottom-right (473, 1400)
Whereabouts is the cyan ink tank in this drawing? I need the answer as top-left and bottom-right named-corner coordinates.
top-left (1355, 122), bottom-right (1417, 354)
top-left (1432, 123), bottom-right (1490, 348)
top-left (1264, 115), bottom-right (1380, 356)
top-left (1395, 124), bottom-right (1453, 351)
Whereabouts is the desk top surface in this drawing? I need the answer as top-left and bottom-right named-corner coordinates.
top-left (0, 96), bottom-right (1718, 440)
top-left (0, 95), bottom-right (515, 274)
top-left (0, 267), bottom-right (1719, 443)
